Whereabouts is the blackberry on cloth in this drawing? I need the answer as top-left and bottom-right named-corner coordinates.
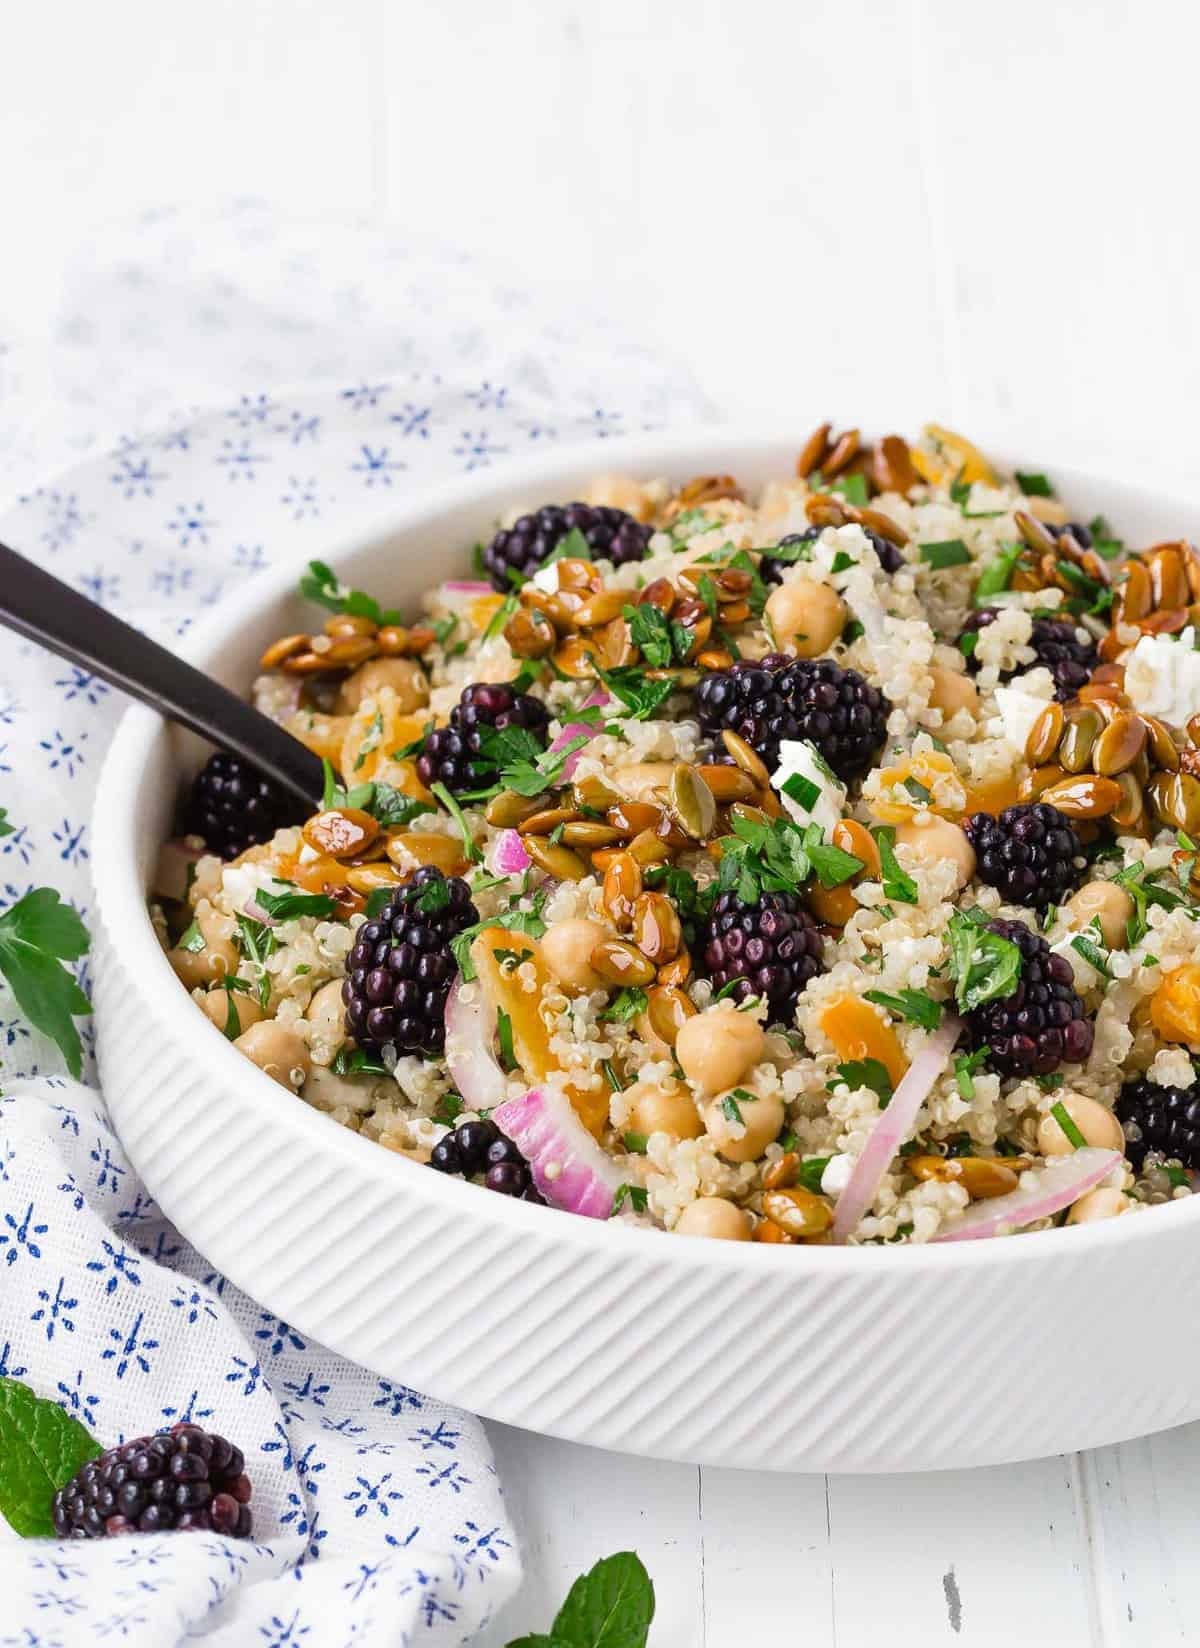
top-left (700, 887), bottom-right (824, 1024)
top-left (1116, 1079), bottom-right (1200, 1171)
top-left (185, 751), bottom-right (295, 860)
top-left (417, 682), bottom-right (550, 797)
top-left (965, 918), bottom-right (1093, 1078)
top-left (957, 607), bottom-right (1097, 702)
top-left (52, 1423), bottom-right (252, 1538)
top-left (693, 655), bottom-right (890, 781)
top-left (342, 867), bottom-right (477, 1057)
top-left (482, 502), bottom-right (651, 591)
top-left (430, 1116), bottom-right (545, 1201)
top-left (963, 803), bottom-right (1083, 911)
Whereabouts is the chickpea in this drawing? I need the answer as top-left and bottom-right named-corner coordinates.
top-left (305, 978), bottom-right (347, 1067)
top-left (626, 1080), bottom-right (704, 1141)
top-left (703, 1090), bottom-right (785, 1163)
top-left (540, 919), bottom-right (608, 993)
top-left (676, 1005), bottom-right (765, 1094)
top-left (675, 1197), bottom-right (751, 1240)
top-left (893, 815), bottom-right (976, 894)
top-left (200, 985), bottom-right (264, 1038)
top-left (336, 657), bottom-right (430, 715)
top-left (1037, 1094), bottom-right (1125, 1157)
top-left (1065, 881), bottom-right (1135, 951)
top-left (304, 1062), bottom-right (376, 1116)
top-left (234, 1021), bottom-right (312, 1091)
top-left (168, 905), bottom-right (238, 989)
top-left (765, 578), bottom-right (847, 658)
top-left (1067, 1187), bottom-right (1131, 1225)
top-left (927, 665), bottom-right (979, 718)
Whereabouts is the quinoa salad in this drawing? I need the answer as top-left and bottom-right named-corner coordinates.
top-left (154, 423), bottom-right (1200, 1246)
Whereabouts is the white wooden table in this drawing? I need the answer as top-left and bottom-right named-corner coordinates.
top-left (3, 2), bottom-right (1198, 1640)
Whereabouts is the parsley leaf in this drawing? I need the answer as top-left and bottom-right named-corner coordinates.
top-left (450, 895), bottom-right (549, 982)
top-left (1050, 1100), bottom-right (1087, 1149)
top-left (254, 886), bottom-right (339, 923)
top-left (471, 725), bottom-right (592, 800)
top-left (834, 1058), bottom-right (894, 1104)
top-left (946, 910), bottom-right (1021, 1011)
top-left (1015, 471), bottom-right (1054, 497)
top-left (0, 889), bottom-right (91, 1078)
top-left (954, 1046), bottom-right (989, 1099)
top-left (871, 828), bottom-right (918, 905)
top-left (717, 815), bottom-right (862, 904)
top-left (430, 783), bottom-right (484, 863)
top-left (973, 542), bottom-right (1024, 605)
top-left (611, 1184), bottom-right (649, 1216)
top-left (919, 539), bottom-right (972, 569)
top-left (865, 989), bottom-right (943, 1030)
top-left (299, 559), bottom-right (401, 627)
top-left (594, 666), bottom-right (676, 721)
top-left (600, 986), bottom-right (649, 1023)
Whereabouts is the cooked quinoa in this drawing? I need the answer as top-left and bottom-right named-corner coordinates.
top-left (155, 423), bottom-right (1200, 1245)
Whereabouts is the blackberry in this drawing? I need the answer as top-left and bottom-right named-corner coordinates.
top-left (184, 752), bottom-right (295, 860)
top-left (957, 608), bottom-right (1097, 701)
top-left (760, 526), bottom-right (903, 587)
top-left (430, 1116), bottom-right (545, 1202)
top-left (482, 502), bottom-right (651, 591)
top-left (342, 867), bottom-right (477, 1056)
top-left (965, 918), bottom-right (1093, 1078)
top-left (962, 803), bottom-right (1083, 910)
top-left (1116, 1079), bottom-right (1200, 1171)
top-left (52, 1423), bottom-right (252, 1539)
top-left (693, 655), bottom-right (890, 781)
top-left (417, 682), bottom-right (550, 797)
top-left (700, 888), bottom-right (825, 1024)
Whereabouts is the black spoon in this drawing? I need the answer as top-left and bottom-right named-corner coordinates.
top-left (0, 539), bottom-right (325, 808)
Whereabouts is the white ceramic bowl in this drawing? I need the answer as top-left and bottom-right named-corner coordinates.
top-left (91, 427), bottom-right (1200, 1473)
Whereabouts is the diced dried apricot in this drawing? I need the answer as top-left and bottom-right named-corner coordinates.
top-left (819, 994), bottom-right (908, 1087)
top-left (1151, 963), bottom-right (1200, 1045)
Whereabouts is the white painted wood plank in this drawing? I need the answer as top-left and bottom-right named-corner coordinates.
top-left (827, 1458), bottom-right (1100, 1646)
top-left (1080, 1423), bottom-right (1200, 1644)
top-left (479, 1423), bottom-right (702, 1647)
top-left (700, 1467), bottom-right (835, 1646)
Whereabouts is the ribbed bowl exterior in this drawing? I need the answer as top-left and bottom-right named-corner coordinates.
top-left (91, 428), bottom-right (1200, 1472)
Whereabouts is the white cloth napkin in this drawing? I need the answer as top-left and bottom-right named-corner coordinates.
top-left (0, 201), bottom-right (711, 1643)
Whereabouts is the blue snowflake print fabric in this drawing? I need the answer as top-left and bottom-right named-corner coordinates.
top-left (0, 202), bottom-right (711, 1642)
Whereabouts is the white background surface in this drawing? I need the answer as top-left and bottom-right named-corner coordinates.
top-left (2, 2), bottom-right (1198, 1642)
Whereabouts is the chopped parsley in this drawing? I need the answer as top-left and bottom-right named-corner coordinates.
top-left (919, 539), bottom-right (972, 569)
top-left (254, 886), bottom-right (338, 923)
top-left (466, 724), bottom-right (593, 800)
top-left (624, 603), bottom-right (693, 669)
top-left (833, 1058), bottom-right (893, 1105)
top-left (496, 1008), bottom-right (516, 1071)
top-left (450, 891), bottom-right (549, 981)
top-left (434, 1092), bottom-right (464, 1125)
top-left (871, 827), bottom-right (918, 905)
top-left (1015, 471), bottom-right (1054, 497)
top-left (430, 783), bottom-right (484, 863)
top-left (717, 814), bottom-right (863, 903)
top-left (234, 915), bottom-right (278, 1009)
top-left (299, 559), bottom-right (401, 627)
top-left (611, 1183), bottom-right (649, 1215)
top-left (793, 1156), bottom-right (832, 1193)
top-left (603, 1061), bottom-right (627, 1093)
top-left (177, 919), bottom-right (207, 953)
top-left (594, 665), bottom-right (676, 721)
top-left (600, 986), bottom-right (649, 1023)
top-left (720, 1088), bottom-right (758, 1124)
top-left (1088, 515), bottom-right (1125, 562)
top-left (482, 593), bottom-right (519, 641)
top-left (827, 472), bottom-right (868, 506)
top-left (946, 909), bottom-right (1021, 1011)
top-left (865, 989), bottom-right (943, 1031)
top-left (332, 1044), bottom-right (390, 1077)
top-left (622, 1130), bottom-right (648, 1153)
top-left (320, 760), bottom-right (434, 827)
top-left (1070, 928), bottom-right (1112, 978)
top-left (543, 526), bottom-right (592, 565)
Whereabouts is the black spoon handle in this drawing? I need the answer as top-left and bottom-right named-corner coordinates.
top-left (0, 540), bottom-right (326, 808)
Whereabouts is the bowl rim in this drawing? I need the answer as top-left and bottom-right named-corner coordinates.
top-left (90, 420), bottom-right (1200, 1277)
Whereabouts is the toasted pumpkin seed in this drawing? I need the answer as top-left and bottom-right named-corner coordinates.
top-left (485, 790), bottom-right (545, 829)
top-left (1059, 705), bottom-right (1104, 774)
top-left (261, 633), bottom-right (310, 669)
top-left (523, 837), bottom-right (590, 881)
top-left (796, 422), bottom-right (833, 478)
top-left (1038, 775), bottom-right (1122, 818)
top-left (574, 773), bottom-right (621, 811)
top-left (1093, 711), bottom-right (1148, 777)
top-left (302, 807), bottom-right (380, 860)
top-left (668, 765), bottom-right (717, 840)
top-left (607, 800), bottom-right (662, 836)
top-left (345, 863), bottom-right (405, 894)
top-left (573, 590), bottom-right (627, 629)
top-left (696, 764), bottom-right (758, 803)
top-left (602, 852), bottom-right (643, 929)
top-left (517, 806), bottom-right (580, 836)
top-left (643, 983), bottom-right (698, 1045)
top-left (1111, 771), bottom-right (1148, 831)
top-left (1026, 702), bottom-right (1065, 767)
top-left (1118, 559), bottom-right (1154, 622)
top-left (504, 606), bottom-right (556, 658)
top-left (1149, 546), bottom-right (1190, 610)
top-left (590, 939), bottom-right (656, 987)
top-left (762, 1187), bottom-right (834, 1237)
top-left (720, 730), bottom-right (771, 787)
top-left (630, 892), bottom-right (683, 963)
top-left (656, 949), bottom-right (692, 987)
top-left (561, 821), bottom-right (625, 849)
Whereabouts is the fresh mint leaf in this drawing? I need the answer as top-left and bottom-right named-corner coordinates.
top-left (541, 1550), bottom-right (656, 1648)
top-left (255, 886), bottom-right (338, 923)
top-left (0, 1377), bottom-right (103, 1536)
top-left (0, 889), bottom-right (91, 1078)
top-left (946, 911), bottom-right (1021, 1011)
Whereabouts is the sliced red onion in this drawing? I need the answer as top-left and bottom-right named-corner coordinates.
top-left (443, 579), bottom-right (494, 595)
top-left (831, 1014), bottom-right (963, 1243)
top-left (242, 898), bottom-right (278, 927)
top-left (445, 980), bottom-right (508, 1113)
top-left (549, 688), bottom-right (611, 780)
top-left (493, 1086), bottom-right (625, 1219)
top-left (933, 1148), bottom-right (1121, 1242)
top-left (152, 838), bottom-right (203, 901)
top-left (491, 829), bottom-right (531, 876)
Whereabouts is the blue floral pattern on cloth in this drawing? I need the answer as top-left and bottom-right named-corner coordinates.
top-left (0, 203), bottom-right (710, 1643)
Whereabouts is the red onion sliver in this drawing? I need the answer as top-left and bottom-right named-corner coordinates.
top-left (549, 688), bottom-right (611, 780)
top-left (831, 1014), bottom-right (963, 1243)
top-left (445, 980), bottom-right (508, 1114)
top-left (493, 1086), bottom-right (625, 1219)
top-left (932, 1148), bottom-right (1121, 1242)
top-left (442, 580), bottom-right (494, 595)
top-left (491, 829), bottom-right (531, 876)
